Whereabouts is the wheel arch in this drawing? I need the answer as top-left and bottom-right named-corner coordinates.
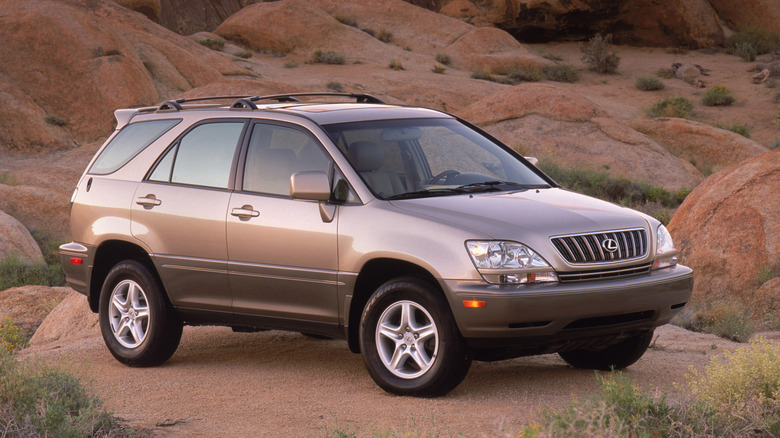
top-left (346, 258), bottom-right (447, 354)
top-left (89, 240), bottom-right (159, 312)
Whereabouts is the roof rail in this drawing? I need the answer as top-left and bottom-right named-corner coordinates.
top-left (153, 92), bottom-right (385, 113)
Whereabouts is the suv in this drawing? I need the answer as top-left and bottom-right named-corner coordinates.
top-left (60, 93), bottom-right (693, 396)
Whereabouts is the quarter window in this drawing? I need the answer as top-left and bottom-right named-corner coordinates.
top-left (89, 119), bottom-right (180, 175)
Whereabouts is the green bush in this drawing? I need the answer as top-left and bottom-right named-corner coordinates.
top-left (435, 54), bottom-right (450, 65)
top-left (542, 63), bottom-right (580, 83)
top-left (0, 319), bottom-right (25, 352)
top-left (508, 67), bottom-right (543, 83)
top-left (326, 81), bottom-right (343, 92)
top-left (431, 64), bottom-right (446, 74)
top-left (470, 70), bottom-right (494, 81)
top-left (656, 68), bottom-right (674, 79)
top-left (674, 300), bottom-right (756, 342)
top-left (0, 255), bottom-right (65, 291)
top-left (236, 49), bottom-right (252, 59)
top-left (726, 25), bottom-right (780, 56)
top-left (197, 38), bottom-right (224, 50)
top-left (45, 116), bottom-right (68, 127)
top-left (283, 61), bottom-right (298, 69)
top-left (715, 122), bottom-right (751, 138)
top-left (646, 96), bottom-right (693, 118)
top-left (388, 59), bottom-right (404, 71)
top-left (579, 34), bottom-right (620, 74)
top-left (312, 49), bottom-right (345, 65)
top-left (702, 85), bottom-right (735, 106)
top-left (635, 76), bottom-right (664, 91)
top-left (376, 28), bottom-right (393, 43)
top-left (735, 41), bottom-right (757, 62)
top-left (0, 171), bottom-right (18, 186)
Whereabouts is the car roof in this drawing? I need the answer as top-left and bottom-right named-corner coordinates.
top-left (117, 93), bottom-right (452, 129)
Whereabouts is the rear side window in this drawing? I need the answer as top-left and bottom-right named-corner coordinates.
top-left (89, 119), bottom-right (180, 175)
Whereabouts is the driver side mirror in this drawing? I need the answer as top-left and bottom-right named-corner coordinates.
top-left (290, 171), bottom-right (336, 223)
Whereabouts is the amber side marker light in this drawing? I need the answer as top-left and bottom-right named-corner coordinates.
top-left (463, 299), bottom-right (486, 309)
top-left (70, 257), bottom-right (84, 265)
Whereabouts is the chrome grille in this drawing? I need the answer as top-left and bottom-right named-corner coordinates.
top-left (551, 229), bottom-right (648, 264)
top-left (557, 263), bottom-right (652, 283)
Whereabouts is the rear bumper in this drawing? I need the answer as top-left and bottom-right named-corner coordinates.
top-left (58, 242), bottom-right (92, 296)
top-left (442, 265), bottom-right (693, 356)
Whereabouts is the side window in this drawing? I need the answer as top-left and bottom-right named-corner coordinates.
top-left (89, 119), bottom-right (180, 175)
top-left (150, 122), bottom-right (244, 189)
top-left (243, 123), bottom-right (331, 196)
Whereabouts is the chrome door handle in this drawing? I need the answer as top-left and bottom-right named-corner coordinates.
top-left (136, 195), bottom-right (162, 208)
top-left (231, 205), bottom-right (259, 219)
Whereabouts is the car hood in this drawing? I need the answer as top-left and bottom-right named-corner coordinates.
top-left (389, 188), bottom-right (651, 242)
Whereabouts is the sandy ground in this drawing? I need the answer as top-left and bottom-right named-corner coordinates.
top-left (22, 323), bottom-right (769, 437)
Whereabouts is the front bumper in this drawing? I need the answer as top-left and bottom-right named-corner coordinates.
top-left (443, 264), bottom-right (693, 354)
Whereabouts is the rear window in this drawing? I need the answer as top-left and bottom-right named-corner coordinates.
top-left (89, 119), bottom-right (180, 175)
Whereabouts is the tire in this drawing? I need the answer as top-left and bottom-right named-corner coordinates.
top-left (558, 331), bottom-right (654, 371)
top-left (98, 260), bottom-right (182, 367)
top-left (359, 277), bottom-right (471, 397)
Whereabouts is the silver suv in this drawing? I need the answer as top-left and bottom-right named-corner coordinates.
top-left (60, 93), bottom-right (693, 396)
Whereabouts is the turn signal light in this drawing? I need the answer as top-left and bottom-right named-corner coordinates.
top-left (463, 299), bottom-right (486, 309)
top-left (70, 257), bottom-right (83, 265)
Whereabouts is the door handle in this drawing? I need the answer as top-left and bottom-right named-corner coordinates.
top-left (231, 205), bottom-right (260, 219)
top-left (136, 194), bottom-right (162, 209)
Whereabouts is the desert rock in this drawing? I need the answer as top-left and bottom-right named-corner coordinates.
top-left (0, 286), bottom-right (71, 335)
top-left (29, 291), bottom-right (99, 346)
top-left (0, 210), bottom-right (44, 264)
top-left (668, 149), bottom-right (780, 304)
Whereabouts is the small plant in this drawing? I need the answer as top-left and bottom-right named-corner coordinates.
top-left (197, 38), bottom-right (225, 50)
top-left (757, 263), bottom-right (780, 285)
top-left (702, 85), bottom-right (735, 106)
top-left (542, 53), bottom-right (563, 62)
top-left (508, 67), bottom-right (543, 83)
top-left (376, 28), bottom-right (393, 43)
top-left (579, 34), bottom-right (620, 74)
top-left (432, 64), bottom-right (446, 74)
top-left (542, 63), bottom-right (580, 83)
top-left (0, 318), bottom-right (25, 352)
top-left (470, 70), bottom-right (494, 81)
top-left (326, 81), bottom-right (344, 92)
top-left (312, 49), bottom-right (345, 65)
top-left (734, 41), bottom-right (757, 62)
top-left (726, 24), bottom-right (780, 56)
top-left (646, 96), bottom-right (693, 118)
top-left (0, 171), bottom-right (18, 186)
top-left (0, 255), bottom-right (65, 291)
top-left (333, 14), bottom-right (357, 27)
top-left (656, 68), bottom-right (674, 79)
top-left (45, 115), bottom-right (67, 126)
top-left (283, 61), bottom-right (298, 69)
top-left (635, 76), bottom-right (664, 91)
top-left (435, 54), bottom-right (450, 65)
top-left (236, 49), bottom-right (252, 59)
top-left (715, 122), bottom-right (751, 138)
top-left (388, 59), bottom-right (404, 71)
top-left (675, 300), bottom-right (756, 342)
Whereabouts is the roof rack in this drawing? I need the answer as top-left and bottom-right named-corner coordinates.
top-left (153, 92), bottom-right (385, 113)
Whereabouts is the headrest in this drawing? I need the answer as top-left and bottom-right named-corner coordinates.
top-left (349, 141), bottom-right (384, 172)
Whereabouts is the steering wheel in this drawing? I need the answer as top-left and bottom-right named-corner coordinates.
top-left (427, 170), bottom-right (460, 185)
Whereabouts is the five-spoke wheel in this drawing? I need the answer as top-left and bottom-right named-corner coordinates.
top-left (108, 279), bottom-right (150, 348)
top-left (376, 300), bottom-right (438, 379)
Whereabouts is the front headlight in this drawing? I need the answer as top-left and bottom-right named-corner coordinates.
top-left (653, 224), bottom-right (678, 269)
top-left (466, 241), bottom-right (558, 285)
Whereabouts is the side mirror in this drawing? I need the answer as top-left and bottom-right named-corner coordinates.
top-left (524, 156), bottom-right (539, 167)
top-left (290, 171), bottom-right (331, 201)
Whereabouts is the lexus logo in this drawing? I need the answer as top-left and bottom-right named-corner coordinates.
top-left (601, 238), bottom-right (618, 253)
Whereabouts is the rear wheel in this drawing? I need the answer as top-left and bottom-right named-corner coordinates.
top-left (559, 331), bottom-right (654, 370)
top-left (360, 277), bottom-right (471, 397)
top-left (99, 260), bottom-right (182, 367)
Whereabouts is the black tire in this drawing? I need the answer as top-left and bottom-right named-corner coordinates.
top-left (359, 277), bottom-right (471, 397)
top-left (98, 260), bottom-right (182, 367)
top-left (558, 330), bottom-right (654, 371)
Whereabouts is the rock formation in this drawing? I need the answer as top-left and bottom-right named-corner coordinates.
top-left (0, 210), bottom-right (44, 264)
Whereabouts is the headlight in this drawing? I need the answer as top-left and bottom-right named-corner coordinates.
top-left (466, 241), bottom-right (558, 285)
top-left (653, 224), bottom-right (677, 269)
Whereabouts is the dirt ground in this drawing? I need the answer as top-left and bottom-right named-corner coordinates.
top-left (22, 322), bottom-right (768, 437)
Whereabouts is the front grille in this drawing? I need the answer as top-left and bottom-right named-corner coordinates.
top-left (557, 263), bottom-right (652, 283)
top-left (551, 229), bottom-right (648, 264)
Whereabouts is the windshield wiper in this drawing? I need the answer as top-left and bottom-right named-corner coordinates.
top-left (386, 187), bottom-right (466, 200)
top-left (456, 180), bottom-right (537, 192)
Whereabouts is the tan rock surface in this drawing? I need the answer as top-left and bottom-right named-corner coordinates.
top-left (458, 84), bottom-right (703, 190)
top-left (708, 0), bottom-right (780, 34)
top-left (0, 286), bottom-right (70, 335)
top-left (159, 0), bottom-right (260, 35)
top-left (668, 149), bottom-right (780, 303)
top-left (628, 118), bottom-right (768, 176)
top-left (0, 210), bottom-right (44, 264)
top-left (29, 291), bottom-right (99, 346)
top-left (113, 0), bottom-right (161, 22)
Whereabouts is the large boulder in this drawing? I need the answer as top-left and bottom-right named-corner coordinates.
top-left (29, 291), bottom-right (99, 346)
top-left (443, 27), bottom-right (551, 74)
top-left (113, 0), bottom-right (161, 22)
top-left (708, 0), bottom-right (780, 35)
top-left (668, 149), bottom-right (780, 304)
top-left (0, 0), bottom-right (245, 153)
top-left (159, 0), bottom-right (260, 35)
top-left (628, 118), bottom-right (768, 176)
top-left (0, 286), bottom-right (71, 336)
top-left (458, 84), bottom-right (703, 190)
top-left (0, 210), bottom-right (43, 264)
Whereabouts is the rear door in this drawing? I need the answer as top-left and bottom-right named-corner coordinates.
top-left (226, 121), bottom-right (340, 330)
top-left (131, 120), bottom-right (246, 313)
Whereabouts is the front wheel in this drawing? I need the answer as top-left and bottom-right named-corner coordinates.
top-left (99, 260), bottom-right (182, 367)
top-left (558, 331), bottom-right (654, 370)
top-left (359, 277), bottom-right (471, 397)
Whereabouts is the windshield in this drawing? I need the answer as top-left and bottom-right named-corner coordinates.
top-left (323, 118), bottom-right (551, 200)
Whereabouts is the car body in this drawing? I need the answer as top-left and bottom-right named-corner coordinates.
top-left (60, 93), bottom-right (693, 396)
